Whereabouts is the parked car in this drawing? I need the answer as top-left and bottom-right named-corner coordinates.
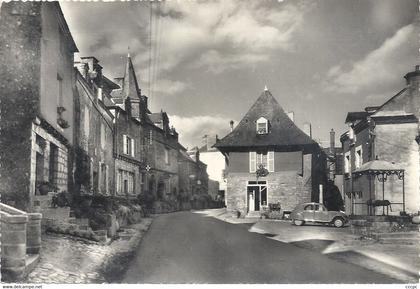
top-left (290, 202), bottom-right (348, 228)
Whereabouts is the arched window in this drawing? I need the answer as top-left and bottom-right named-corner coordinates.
top-left (256, 117), bottom-right (268, 134)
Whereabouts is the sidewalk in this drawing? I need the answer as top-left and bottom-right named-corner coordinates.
top-left (25, 218), bottom-right (153, 284)
top-left (197, 208), bottom-right (419, 283)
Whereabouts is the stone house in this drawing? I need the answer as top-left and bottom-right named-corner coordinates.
top-left (0, 2), bottom-right (78, 211)
top-left (341, 65), bottom-right (420, 216)
top-left (177, 145), bottom-right (196, 209)
top-left (215, 88), bottom-right (327, 217)
top-left (146, 111), bottom-right (180, 210)
top-left (73, 56), bottom-right (117, 196)
top-left (198, 135), bottom-right (226, 199)
top-left (187, 147), bottom-right (210, 198)
top-left (108, 54), bottom-right (148, 199)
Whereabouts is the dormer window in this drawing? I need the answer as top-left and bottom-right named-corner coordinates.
top-left (256, 117), bottom-right (268, 134)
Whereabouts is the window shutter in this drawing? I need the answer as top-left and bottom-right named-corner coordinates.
top-left (123, 135), bottom-right (127, 154)
top-left (105, 165), bottom-right (109, 194)
top-left (131, 138), bottom-right (135, 157)
top-left (98, 162), bottom-right (102, 193)
top-left (268, 151), bottom-right (274, 172)
top-left (249, 152), bottom-right (256, 173)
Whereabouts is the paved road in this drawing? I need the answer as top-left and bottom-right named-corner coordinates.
top-left (122, 211), bottom-right (398, 284)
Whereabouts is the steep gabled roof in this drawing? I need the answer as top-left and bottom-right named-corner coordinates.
top-left (215, 89), bottom-right (316, 150)
top-left (110, 54), bottom-right (141, 100)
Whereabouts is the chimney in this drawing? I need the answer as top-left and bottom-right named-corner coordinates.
top-left (287, 111), bottom-right (295, 122)
top-left (330, 128), bottom-right (335, 154)
top-left (404, 65), bottom-right (420, 88)
top-left (303, 122), bottom-right (312, 138)
top-left (229, 120), bottom-right (234, 132)
top-left (206, 135), bottom-right (217, 151)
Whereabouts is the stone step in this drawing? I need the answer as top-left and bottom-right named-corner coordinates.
top-left (24, 254), bottom-right (40, 276)
top-left (246, 211), bottom-right (261, 218)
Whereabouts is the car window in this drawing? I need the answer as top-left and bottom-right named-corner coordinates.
top-left (315, 205), bottom-right (325, 211)
top-left (304, 204), bottom-right (314, 211)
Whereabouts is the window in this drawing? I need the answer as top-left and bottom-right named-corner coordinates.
top-left (117, 170), bottom-right (123, 194)
top-left (165, 148), bottom-right (170, 165)
top-left (83, 107), bottom-right (90, 139)
top-left (100, 123), bottom-right (106, 149)
top-left (117, 169), bottom-right (135, 195)
top-left (49, 143), bottom-right (59, 187)
top-left (344, 152), bottom-right (351, 174)
top-left (249, 152), bottom-right (256, 172)
top-left (99, 162), bottom-right (107, 194)
top-left (304, 204), bottom-right (314, 211)
top-left (355, 145), bottom-right (362, 169)
top-left (256, 117), bottom-right (268, 134)
top-left (250, 151), bottom-right (274, 172)
top-left (123, 135), bottom-right (135, 157)
top-left (315, 204), bottom-right (326, 211)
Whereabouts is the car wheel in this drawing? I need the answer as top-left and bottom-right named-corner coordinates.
top-left (293, 219), bottom-right (304, 226)
top-left (333, 217), bottom-right (344, 228)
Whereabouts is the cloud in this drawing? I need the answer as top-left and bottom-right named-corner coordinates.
top-left (325, 24), bottom-right (416, 94)
top-left (153, 79), bottom-right (190, 95)
top-left (137, 0), bottom-right (312, 74)
top-left (169, 115), bottom-right (236, 149)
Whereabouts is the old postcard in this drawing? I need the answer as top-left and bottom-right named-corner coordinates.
top-left (0, 0), bottom-right (419, 287)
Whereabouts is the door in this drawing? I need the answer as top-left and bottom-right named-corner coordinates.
top-left (302, 204), bottom-right (315, 221)
top-left (247, 187), bottom-right (255, 212)
top-left (247, 186), bottom-right (260, 212)
top-left (314, 204), bottom-right (329, 222)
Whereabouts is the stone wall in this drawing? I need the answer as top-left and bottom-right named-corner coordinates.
top-left (375, 122), bottom-right (419, 214)
top-left (226, 166), bottom-right (313, 216)
top-left (0, 2), bottom-right (42, 210)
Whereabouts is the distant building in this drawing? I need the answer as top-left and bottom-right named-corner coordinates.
top-left (215, 88), bottom-right (327, 216)
top-left (74, 57), bottom-right (116, 196)
top-left (341, 66), bottom-right (420, 216)
top-left (323, 129), bottom-right (344, 196)
top-left (146, 111), bottom-right (180, 211)
top-left (108, 55), bottom-right (147, 199)
top-left (198, 135), bottom-right (226, 199)
top-left (0, 2), bottom-right (78, 210)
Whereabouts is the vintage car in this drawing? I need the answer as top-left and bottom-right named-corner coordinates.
top-left (290, 202), bottom-right (348, 228)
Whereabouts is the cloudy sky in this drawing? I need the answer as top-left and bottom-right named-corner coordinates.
top-left (61, 0), bottom-right (419, 149)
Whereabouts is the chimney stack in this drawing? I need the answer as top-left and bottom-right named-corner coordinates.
top-left (287, 111), bottom-right (294, 122)
top-left (404, 65), bottom-right (420, 88)
top-left (330, 128), bottom-right (335, 154)
top-left (303, 122), bottom-right (312, 138)
top-left (229, 120), bottom-right (234, 132)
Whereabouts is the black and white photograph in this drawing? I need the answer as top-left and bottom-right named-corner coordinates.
top-left (0, 0), bottom-right (419, 286)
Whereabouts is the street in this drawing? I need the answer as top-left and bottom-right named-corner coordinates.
top-left (122, 211), bottom-right (399, 283)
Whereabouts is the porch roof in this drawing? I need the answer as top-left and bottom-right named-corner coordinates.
top-left (352, 160), bottom-right (404, 176)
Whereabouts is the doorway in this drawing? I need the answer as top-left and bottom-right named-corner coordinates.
top-left (247, 181), bottom-right (267, 212)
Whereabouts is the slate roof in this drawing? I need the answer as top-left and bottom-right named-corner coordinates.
top-left (345, 111), bottom-right (369, 123)
top-left (353, 160), bottom-right (404, 174)
top-left (149, 113), bottom-right (163, 124)
top-left (214, 89), bottom-right (317, 149)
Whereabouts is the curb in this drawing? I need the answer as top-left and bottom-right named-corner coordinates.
top-left (99, 218), bottom-right (154, 283)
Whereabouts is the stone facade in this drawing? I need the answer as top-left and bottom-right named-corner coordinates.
top-left (74, 59), bottom-right (115, 196)
top-left (341, 66), bottom-right (420, 215)
top-left (216, 89), bottom-right (326, 216)
top-left (226, 153), bottom-right (313, 216)
top-left (0, 2), bottom-right (77, 211)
